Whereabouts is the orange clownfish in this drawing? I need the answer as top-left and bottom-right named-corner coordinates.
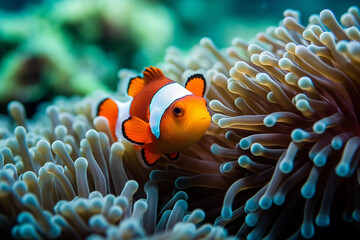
top-left (97, 66), bottom-right (211, 166)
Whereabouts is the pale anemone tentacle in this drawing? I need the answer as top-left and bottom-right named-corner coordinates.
top-left (0, 97), bottom-right (234, 239)
top-left (175, 6), bottom-right (360, 240)
top-left (160, 5), bottom-right (360, 239)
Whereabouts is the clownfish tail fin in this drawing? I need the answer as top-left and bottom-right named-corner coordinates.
top-left (143, 66), bottom-right (165, 82)
top-left (97, 98), bottom-right (119, 140)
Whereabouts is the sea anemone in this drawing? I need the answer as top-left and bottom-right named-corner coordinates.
top-left (0, 99), bottom-right (232, 239)
top-left (160, 6), bottom-right (360, 239)
top-left (1, 5), bottom-right (360, 240)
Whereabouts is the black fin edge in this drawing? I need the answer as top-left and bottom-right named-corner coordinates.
top-left (127, 75), bottom-right (143, 96)
top-left (185, 73), bottom-right (206, 97)
top-left (141, 148), bottom-right (157, 167)
top-left (97, 97), bottom-right (110, 116)
top-left (122, 117), bottom-right (145, 145)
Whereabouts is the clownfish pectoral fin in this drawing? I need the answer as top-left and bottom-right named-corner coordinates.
top-left (185, 73), bottom-right (206, 97)
top-left (127, 76), bottom-right (146, 97)
top-left (141, 147), bottom-right (162, 166)
top-left (142, 66), bottom-right (165, 82)
top-left (166, 152), bottom-right (180, 161)
top-left (122, 116), bottom-right (153, 145)
top-left (97, 98), bottom-right (119, 140)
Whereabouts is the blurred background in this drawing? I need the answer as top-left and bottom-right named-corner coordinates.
top-left (0, 0), bottom-right (358, 117)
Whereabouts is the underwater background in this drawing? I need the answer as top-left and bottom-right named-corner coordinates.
top-left (1, 0), bottom-right (360, 239)
top-left (0, 0), bottom-right (358, 116)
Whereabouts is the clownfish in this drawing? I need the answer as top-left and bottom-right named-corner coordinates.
top-left (97, 66), bottom-right (211, 166)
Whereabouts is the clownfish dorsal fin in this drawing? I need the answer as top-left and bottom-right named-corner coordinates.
top-left (166, 152), bottom-right (180, 161)
top-left (127, 76), bottom-right (146, 97)
top-left (141, 147), bottom-right (162, 166)
top-left (127, 67), bottom-right (165, 97)
top-left (142, 66), bottom-right (165, 82)
top-left (97, 98), bottom-right (119, 140)
top-left (122, 116), bottom-right (153, 145)
top-left (185, 73), bottom-right (206, 97)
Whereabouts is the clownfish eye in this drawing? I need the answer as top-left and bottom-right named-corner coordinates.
top-left (174, 107), bottom-right (181, 115)
top-left (173, 102), bottom-right (185, 117)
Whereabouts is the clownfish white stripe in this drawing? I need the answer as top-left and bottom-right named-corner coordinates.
top-left (115, 98), bottom-right (133, 141)
top-left (149, 82), bottom-right (193, 138)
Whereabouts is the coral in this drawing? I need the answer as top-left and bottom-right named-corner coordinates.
top-left (1, 5), bottom-right (360, 240)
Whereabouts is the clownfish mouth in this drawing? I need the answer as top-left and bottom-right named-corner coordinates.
top-left (200, 114), bottom-right (211, 121)
top-left (183, 114), bottom-right (210, 131)
top-left (196, 114), bottom-right (211, 126)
